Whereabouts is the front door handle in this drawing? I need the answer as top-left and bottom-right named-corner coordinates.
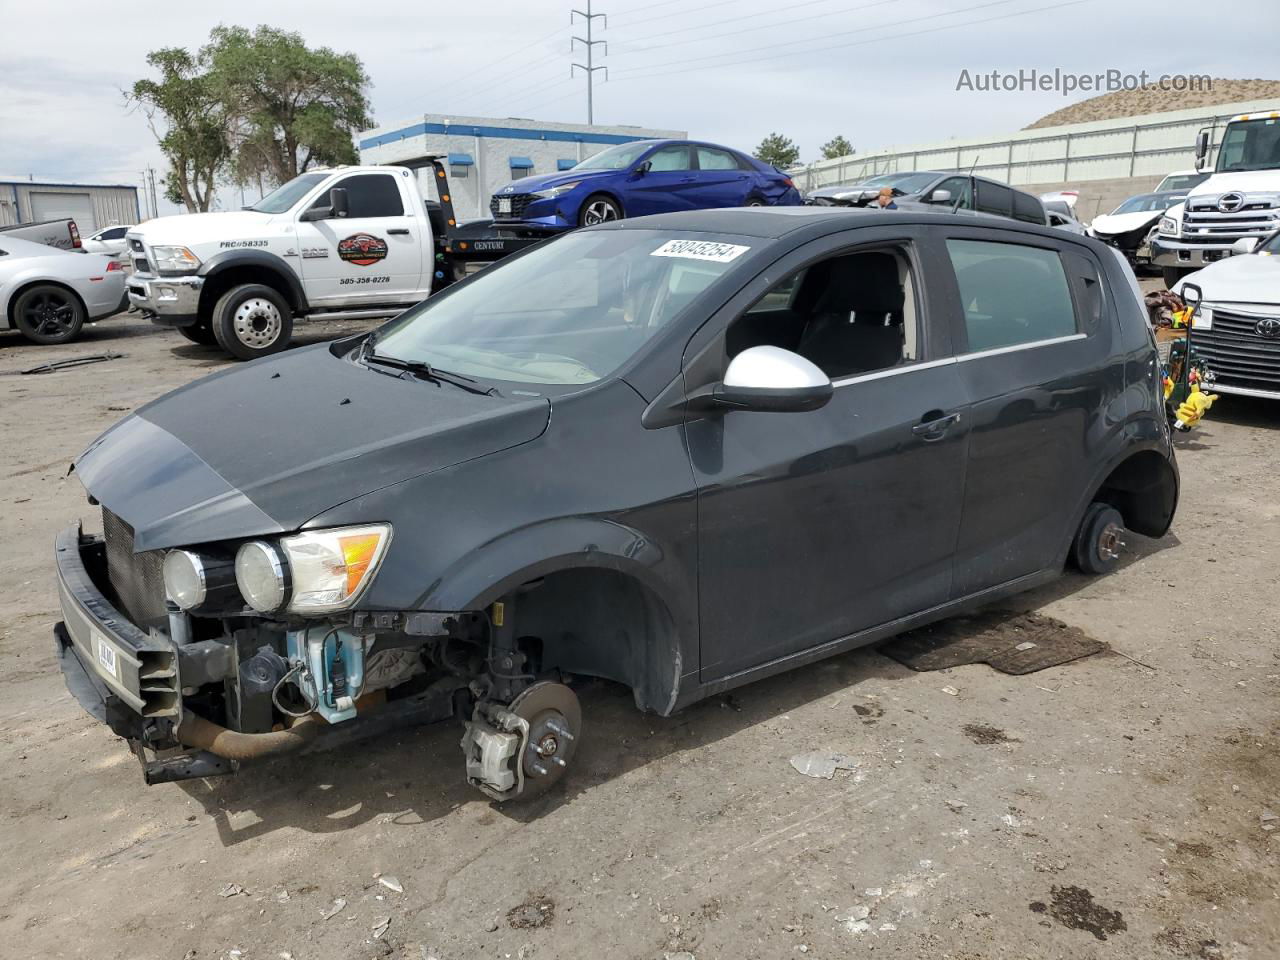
top-left (387, 228), bottom-right (411, 235)
top-left (912, 411), bottom-right (962, 440)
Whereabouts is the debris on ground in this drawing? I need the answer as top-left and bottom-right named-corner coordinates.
top-left (961, 723), bottom-right (1020, 745)
top-left (217, 883), bottom-right (245, 898)
top-left (320, 897), bottom-right (346, 921)
top-left (507, 895), bottom-right (555, 929)
top-left (371, 916), bottom-right (391, 939)
top-left (20, 352), bottom-right (125, 375)
top-left (881, 610), bottom-right (1106, 675)
top-left (1030, 885), bottom-right (1127, 941)
top-left (789, 751), bottom-right (859, 779)
top-left (940, 685), bottom-right (960, 696)
top-left (378, 875), bottom-right (403, 894)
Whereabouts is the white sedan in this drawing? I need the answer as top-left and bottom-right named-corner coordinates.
top-left (1172, 230), bottom-right (1280, 400)
top-left (1, 235), bottom-right (128, 345)
top-left (80, 224), bottom-right (132, 257)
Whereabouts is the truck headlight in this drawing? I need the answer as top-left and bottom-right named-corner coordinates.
top-left (151, 245), bottom-right (202, 273)
top-left (1158, 216), bottom-right (1180, 238)
top-left (532, 181), bottom-right (581, 200)
top-left (163, 549), bottom-right (238, 612)
top-left (234, 524), bottom-right (391, 615)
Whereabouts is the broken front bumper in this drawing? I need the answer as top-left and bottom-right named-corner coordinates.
top-left (126, 271), bottom-right (202, 327)
top-left (53, 524), bottom-right (179, 739)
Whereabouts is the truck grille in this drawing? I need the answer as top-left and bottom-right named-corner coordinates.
top-left (102, 508), bottom-right (168, 628)
top-left (1193, 308), bottom-right (1280, 393)
top-left (490, 193), bottom-right (537, 220)
top-left (1181, 196), bottom-right (1280, 246)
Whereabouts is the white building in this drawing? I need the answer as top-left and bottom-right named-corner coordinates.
top-left (0, 178), bottom-right (140, 232)
top-left (359, 114), bottom-right (686, 220)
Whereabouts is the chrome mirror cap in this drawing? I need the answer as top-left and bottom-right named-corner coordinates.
top-left (718, 346), bottom-right (833, 413)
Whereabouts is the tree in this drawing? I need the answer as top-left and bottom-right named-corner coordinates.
top-left (821, 135), bottom-right (854, 160)
top-left (203, 25), bottom-right (372, 188)
top-left (128, 48), bottom-right (230, 213)
top-left (754, 132), bottom-right (800, 168)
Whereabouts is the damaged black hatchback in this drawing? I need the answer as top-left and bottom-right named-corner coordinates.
top-left (54, 207), bottom-right (1177, 799)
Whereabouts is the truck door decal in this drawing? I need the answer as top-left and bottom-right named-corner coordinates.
top-left (338, 233), bottom-right (389, 266)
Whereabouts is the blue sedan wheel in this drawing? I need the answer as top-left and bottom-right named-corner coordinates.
top-left (580, 194), bottom-right (622, 227)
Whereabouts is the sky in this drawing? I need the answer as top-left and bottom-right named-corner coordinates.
top-left (2, 0), bottom-right (1277, 215)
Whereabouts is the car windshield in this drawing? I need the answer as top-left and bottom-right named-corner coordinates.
top-left (1113, 194), bottom-right (1179, 214)
top-left (248, 172), bottom-right (329, 213)
top-left (572, 142), bottom-right (654, 171)
top-left (861, 172), bottom-right (940, 193)
top-left (369, 229), bottom-right (752, 385)
top-left (1216, 118), bottom-right (1280, 173)
top-left (1259, 230), bottom-right (1280, 255)
top-left (1156, 172), bottom-right (1208, 192)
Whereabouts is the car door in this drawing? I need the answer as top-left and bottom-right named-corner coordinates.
top-left (690, 146), bottom-right (753, 208)
top-left (927, 175), bottom-right (974, 209)
top-left (930, 227), bottom-right (1118, 596)
top-left (684, 226), bottom-right (970, 681)
top-left (294, 171), bottom-right (424, 307)
top-left (624, 145), bottom-right (701, 217)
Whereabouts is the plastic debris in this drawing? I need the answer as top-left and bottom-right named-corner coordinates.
top-left (378, 875), bottom-right (404, 894)
top-left (274, 889), bottom-right (290, 903)
top-left (664, 953), bottom-right (696, 960)
top-left (1014, 641), bottom-right (1037, 651)
top-left (372, 916), bottom-right (391, 940)
top-left (879, 922), bottom-right (898, 932)
top-left (1261, 810), bottom-right (1278, 822)
top-left (864, 888), bottom-right (883, 897)
top-left (320, 897), bottom-right (347, 921)
top-left (945, 799), bottom-right (968, 812)
top-left (1001, 814), bottom-right (1022, 828)
top-left (941, 686), bottom-right (959, 696)
top-left (789, 751), bottom-right (858, 779)
top-left (218, 883), bottom-right (245, 898)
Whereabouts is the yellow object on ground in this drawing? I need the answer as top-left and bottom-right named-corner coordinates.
top-left (1174, 383), bottom-right (1219, 431)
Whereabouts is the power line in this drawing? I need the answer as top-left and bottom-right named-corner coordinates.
top-left (609, 0), bottom-right (741, 28)
top-left (609, 0), bottom-right (866, 53)
top-left (609, 0), bottom-right (1043, 79)
top-left (572, 0), bottom-right (609, 123)
top-left (454, 25), bottom-right (572, 105)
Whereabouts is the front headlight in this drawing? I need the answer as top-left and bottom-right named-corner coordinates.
top-left (532, 181), bottom-right (582, 200)
top-left (163, 549), bottom-right (238, 612)
top-left (235, 524), bottom-right (391, 615)
top-left (151, 245), bottom-right (201, 273)
top-left (1158, 216), bottom-right (1180, 238)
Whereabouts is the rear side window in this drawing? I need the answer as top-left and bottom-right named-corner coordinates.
top-left (310, 174), bottom-right (404, 218)
top-left (697, 147), bottom-right (739, 171)
top-left (1012, 191), bottom-right (1046, 224)
top-left (946, 239), bottom-right (1077, 352)
top-left (648, 146), bottom-right (693, 172)
top-left (975, 181), bottom-right (1012, 217)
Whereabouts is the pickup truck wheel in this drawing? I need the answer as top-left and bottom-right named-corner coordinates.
top-left (13, 284), bottom-right (85, 345)
top-left (579, 194), bottom-right (622, 227)
top-left (1072, 502), bottom-right (1126, 575)
top-left (211, 284), bottom-right (293, 361)
top-left (1162, 266), bottom-right (1191, 289)
top-left (177, 320), bottom-right (218, 345)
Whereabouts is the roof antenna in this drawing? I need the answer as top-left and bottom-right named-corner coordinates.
top-left (952, 155), bottom-right (979, 215)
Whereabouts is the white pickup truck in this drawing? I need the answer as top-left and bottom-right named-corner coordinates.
top-left (1153, 111), bottom-right (1280, 288)
top-left (126, 162), bottom-right (537, 359)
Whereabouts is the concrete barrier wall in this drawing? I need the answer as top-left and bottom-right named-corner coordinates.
top-left (1026, 174), bottom-right (1169, 223)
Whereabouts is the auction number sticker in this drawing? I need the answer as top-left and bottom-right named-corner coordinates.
top-left (651, 239), bottom-right (750, 263)
top-left (92, 629), bottom-right (119, 680)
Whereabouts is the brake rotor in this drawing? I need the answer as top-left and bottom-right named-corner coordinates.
top-left (509, 681), bottom-right (581, 797)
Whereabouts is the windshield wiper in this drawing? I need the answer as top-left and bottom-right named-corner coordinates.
top-left (364, 352), bottom-right (499, 396)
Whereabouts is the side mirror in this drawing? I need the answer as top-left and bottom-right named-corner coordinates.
top-left (329, 187), bottom-right (350, 218)
top-left (633, 161), bottom-right (651, 177)
top-left (928, 188), bottom-right (952, 204)
top-left (710, 345), bottom-right (832, 413)
top-left (1194, 129), bottom-right (1210, 171)
top-left (1231, 237), bottom-right (1257, 256)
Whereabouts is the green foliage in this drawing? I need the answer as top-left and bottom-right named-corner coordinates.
top-left (128, 48), bottom-right (229, 212)
top-left (202, 25), bottom-right (372, 187)
top-left (754, 132), bottom-right (801, 168)
top-left (820, 135), bottom-right (854, 160)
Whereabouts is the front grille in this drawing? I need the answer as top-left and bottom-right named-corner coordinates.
top-left (1193, 309), bottom-right (1280, 392)
top-left (102, 508), bottom-right (168, 627)
top-left (128, 238), bottom-right (150, 273)
top-left (489, 193), bottom-right (537, 220)
top-left (1181, 201), bottom-right (1280, 246)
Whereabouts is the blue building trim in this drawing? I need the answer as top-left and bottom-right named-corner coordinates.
top-left (557, 158), bottom-right (577, 170)
top-left (360, 121), bottom-right (657, 151)
top-left (509, 156), bottom-right (534, 169)
top-left (446, 152), bottom-right (474, 165)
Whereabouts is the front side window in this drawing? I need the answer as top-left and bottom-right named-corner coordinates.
top-left (946, 239), bottom-right (1077, 352)
top-left (728, 246), bottom-right (920, 380)
top-left (371, 229), bottom-right (751, 385)
top-left (249, 172), bottom-right (329, 214)
top-left (933, 176), bottom-right (973, 208)
top-left (697, 147), bottom-right (739, 171)
top-left (572, 142), bottom-right (652, 171)
top-left (310, 174), bottom-right (404, 218)
top-left (648, 146), bottom-right (693, 172)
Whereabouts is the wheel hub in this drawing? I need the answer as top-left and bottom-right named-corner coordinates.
top-left (583, 201), bottom-right (618, 225)
top-left (1098, 522), bottom-right (1126, 561)
top-left (511, 681), bottom-right (582, 791)
top-left (232, 298), bottom-right (282, 347)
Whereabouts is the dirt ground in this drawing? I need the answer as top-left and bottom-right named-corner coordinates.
top-left (1, 301), bottom-right (1277, 960)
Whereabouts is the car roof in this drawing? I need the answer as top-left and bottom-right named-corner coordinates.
top-left (603, 205), bottom-right (1060, 240)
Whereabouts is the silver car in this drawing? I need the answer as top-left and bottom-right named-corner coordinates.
top-left (0, 235), bottom-right (128, 344)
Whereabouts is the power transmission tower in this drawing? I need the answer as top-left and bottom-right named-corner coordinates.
top-left (571, 1), bottom-right (607, 125)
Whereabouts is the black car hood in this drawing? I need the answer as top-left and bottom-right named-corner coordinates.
top-left (74, 344), bottom-right (550, 551)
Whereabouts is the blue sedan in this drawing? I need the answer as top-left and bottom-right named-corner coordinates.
top-left (488, 139), bottom-right (802, 231)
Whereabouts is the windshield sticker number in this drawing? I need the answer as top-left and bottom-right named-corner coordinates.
top-left (339, 233), bottom-right (389, 266)
top-left (651, 239), bottom-right (750, 263)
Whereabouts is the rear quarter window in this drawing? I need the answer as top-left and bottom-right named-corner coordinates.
top-left (946, 239), bottom-right (1078, 352)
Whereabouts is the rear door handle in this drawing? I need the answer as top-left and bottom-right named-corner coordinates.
top-left (387, 228), bottom-right (410, 235)
top-left (912, 411), bottom-right (962, 440)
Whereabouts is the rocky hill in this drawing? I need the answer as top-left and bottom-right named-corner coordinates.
top-left (1024, 77), bottom-right (1280, 129)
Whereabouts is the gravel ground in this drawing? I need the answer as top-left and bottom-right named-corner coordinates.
top-left (0, 303), bottom-right (1277, 960)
